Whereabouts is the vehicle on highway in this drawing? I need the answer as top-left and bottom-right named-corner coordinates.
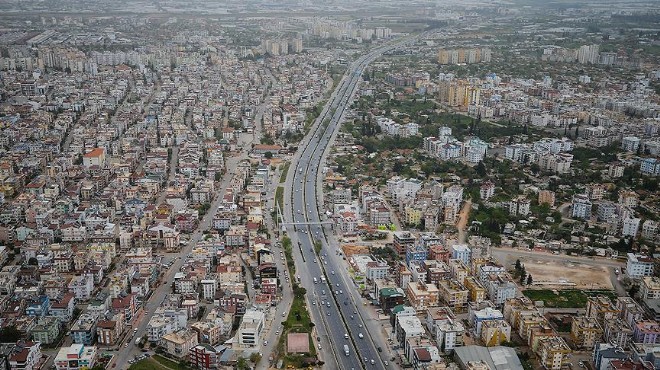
top-left (371, 359), bottom-right (375, 365)
top-left (358, 333), bottom-right (364, 339)
top-left (344, 333), bottom-right (349, 339)
top-left (313, 277), bottom-right (318, 284)
top-left (344, 344), bottom-right (350, 356)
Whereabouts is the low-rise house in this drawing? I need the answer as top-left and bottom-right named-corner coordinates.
top-left (161, 329), bottom-right (199, 359)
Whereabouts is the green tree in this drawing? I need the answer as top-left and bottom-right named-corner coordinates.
top-left (515, 259), bottom-right (522, 271)
top-left (264, 151), bottom-right (273, 159)
top-left (28, 257), bottom-right (38, 266)
top-left (249, 352), bottom-right (262, 364)
top-left (0, 326), bottom-right (21, 342)
top-left (237, 357), bottom-right (249, 370)
top-left (527, 274), bottom-right (533, 285)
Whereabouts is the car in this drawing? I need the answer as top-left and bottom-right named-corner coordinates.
top-left (331, 270), bottom-right (335, 275)
top-left (384, 361), bottom-right (389, 366)
top-left (312, 301), bottom-right (316, 305)
top-left (377, 347), bottom-right (382, 353)
top-left (359, 324), bottom-right (363, 328)
top-left (339, 290), bottom-right (343, 294)
top-left (353, 310), bottom-right (357, 314)
top-left (358, 333), bottom-right (364, 339)
top-left (282, 312), bottom-right (286, 317)
top-left (336, 283), bottom-right (340, 287)
top-left (344, 301), bottom-right (348, 305)
top-left (264, 340), bottom-right (268, 346)
top-left (327, 302), bottom-right (330, 307)
top-left (327, 312), bottom-right (330, 316)
top-left (371, 359), bottom-right (375, 365)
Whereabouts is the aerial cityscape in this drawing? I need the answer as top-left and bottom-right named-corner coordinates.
top-left (0, 0), bottom-right (659, 369)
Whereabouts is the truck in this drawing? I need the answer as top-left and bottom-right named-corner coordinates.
top-left (344, 344), bottom-right (349, 356)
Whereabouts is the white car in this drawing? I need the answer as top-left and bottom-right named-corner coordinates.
top-left (358, 333), bottom-right (364, 338)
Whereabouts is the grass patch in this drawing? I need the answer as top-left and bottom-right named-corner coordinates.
top-left (282, 236), bottom-right (295, 276)
top-left (279, 162), bottom-right (290, 184)
top-left (523, 289), bottom-right (617, 308)
top-left (275, 186), bottom-right (284, 212)
top-left (129, 356), bottom-right (191, 370)
top-left (153, 355), bottom-right (191, 370)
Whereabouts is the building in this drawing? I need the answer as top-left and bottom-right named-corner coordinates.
top-left (640, 158), bottom-right (660, 176)
top-left (451, 244), bottom-right (471, 265)
top-left (593, 343), bottom-right (629, 370)
top-left (437, 280), bottom-right (469, 312)
top-left (481, 320), bottom-right (512, 347)
top-left (571, 194), bottom-right (592, 219)
top-left (395, 314), bottom-right (425, 346)
top-left (54, 344), bottom-right (97, 370)
top-left (642, 277), bottom-right (660, 300)
top-left (454, 346), bottom-right (524, 370)
top-left (570, 316), bottom-right (603, 350)
top-left (622, 217), bottom-right (641, 237)
top-left (82, 148), bottom-right (106, 169)
top-left (161, 329), bottom-right (199, 359)
top-left (480, 182), bottom-right (495, 200)
top-left (7, 341), bottom-right (41, 370)
top-left (427, 307), bottom-right (465, 353)
top-left (71, 314), bottom-right (97, 345)
top-left (633, 321), bottom-right (660, 344)
top-left (237, 310), bottom-right (264, 347)
top-left (627, 253), bottom-right (655, 278)
top-left (538, 337), bottom-right (571, 370)
top-left (469, 304), bottom-right (505, 336)
top-left (189, 344), bottom-right (219, 370)
top-left (406, 281), bottom-right (440, 312)
top-left (538, 190), bottom-right (555, 207)
top-left (31, 316), bottom-right (61, 345)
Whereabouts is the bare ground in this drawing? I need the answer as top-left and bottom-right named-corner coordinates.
top-left (522, 259), bottom-right (613, 290)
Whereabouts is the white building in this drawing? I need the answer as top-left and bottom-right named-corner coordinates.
top-left (571, 194), bottom-right (592, 220)
top-left (622, 217), bottom-right (641, 237)
top-left (621, 136), bottom-right (641, 152)
top-left (451, 245), bottom-right (471, 265)
top-left (54, 344), bottom-right (97, 370)
top-left (626, 253), bottom-right (654, 278)
top-left (237, 310), bottom-right (265, 346)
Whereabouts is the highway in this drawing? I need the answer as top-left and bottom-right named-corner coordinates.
top-left (283, 34), bottom-right (422, 370)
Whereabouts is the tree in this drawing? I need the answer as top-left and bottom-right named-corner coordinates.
top-left (28, 257), bottom-right (38, 266)
top-left (249, 352), bottom-right (262, 364)
top-left (475, 161), bottom-right (487, 176)
top-left (264, 151), bottom-right (273, 159)
top-left (236, 357), bottom-right (249, 370)
top-left (515, 259), bottom-right (522, 271)
top-left (0, 326), bottom-right (21, 342)
top-left (527, 274), bottom-right (533, 285)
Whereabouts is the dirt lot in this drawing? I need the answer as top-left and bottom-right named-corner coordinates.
top-left (521, 258), bottom-right (613, 290)
top-left (340, 244), bottom-right (370, 256)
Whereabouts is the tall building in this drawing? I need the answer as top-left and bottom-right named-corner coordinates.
top-left (578, 44), bottom-right (600, 64)
top-left (571, 194), bottom-right (592, 220)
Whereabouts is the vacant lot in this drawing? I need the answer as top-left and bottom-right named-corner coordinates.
top-left (523, 259), bottom-right (613, 290)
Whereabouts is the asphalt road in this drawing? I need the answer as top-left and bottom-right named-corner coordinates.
top-left (283, 34), bottom-right (424, 370)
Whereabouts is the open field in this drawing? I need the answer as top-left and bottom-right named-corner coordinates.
top-left (523, 258), bottom-right (613, 290)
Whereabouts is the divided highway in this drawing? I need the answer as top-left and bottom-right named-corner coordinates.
top-left (283, 34), bottom-right (422, 369)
